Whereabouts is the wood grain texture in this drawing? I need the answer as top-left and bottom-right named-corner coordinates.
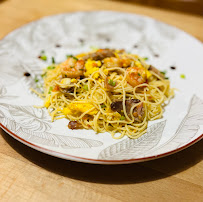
top-left (0, 0), bottom-right (203, 201)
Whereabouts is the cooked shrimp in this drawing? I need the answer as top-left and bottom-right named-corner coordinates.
top-left (103, 57), bottom-right (131, 68)
top-left (126, 66), bottom-right (147, 87)
top-left (60, 58), bottom-right (85, 78)
top-left (103, 57), bottom-right (123, 68)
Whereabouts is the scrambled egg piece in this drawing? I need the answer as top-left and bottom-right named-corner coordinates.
top-left (146, 70), bottom-right (152, 78)
top-left (103, 69), bottom-right (108, 75)
top-left (62, 103), bottom-right (98, 116)
top-left (135, 61), bottom-right (151, 78)
top-left (84, 59), bottom-right (101, 79)
top-left (44, 95), bottom-right (51, 108)
top-left (71, 78), bottom-right (77, 83)
top-left (135, 61), bottom-right (143, 69)
top-left (76, 53), bottom-right (87, 58)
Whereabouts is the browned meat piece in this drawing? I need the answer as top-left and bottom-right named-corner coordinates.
top-left (148, 65), bottom-right (164, 79)
top-left (82, 49), bottom-right (115, 61)
top-left (111, 99), bottom-right (145, 121)
top-left (68, 121), bottom-right (83, 129)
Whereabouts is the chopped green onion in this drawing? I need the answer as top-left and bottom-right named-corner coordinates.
top-left (160, 71), bottom-right (167, 75)
top-left (180, 74), bottom-right (186, 79)
top-left (101, 104), bottom-right (106, 108)
top-left (64, 74), bottom-right (67, 78)
top-left (41, 72), bottom-right (47, 77)
top-left (108, 79), bottom-right (116, 87)
top-left (34, 76), bottom-right (39, 83)
top-left (138, 73), bottom-right (141, 76)
top-left (40, 55), bottom-right (47, 61)
top-left (66, 54), bottom-right (73, 58)
top-left (143, 57), bottom-right (148, 60)
top-left (83, 85), bottom-right (88, 91)
top-left (165, 77), bottom-right (169, 80)
top-left (79, 69), bottom-right (84, 71)
top-left (52, 57), bottom-right (55, 64)
top-left (47, 66), bottom-right (55, 70)
top-left (48, 86), bottom-right (53, 94)
top-left (40, 50), bottom-right (45, 54)
top-left (66, 55), bottom-right (78, 61)
top-left (120, 116), bottom-right (125, 120)
top-left (72, 56), bottom-right (78, 61)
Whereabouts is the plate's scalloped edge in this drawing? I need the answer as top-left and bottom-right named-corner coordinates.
top-left (1, 122), bottom-right (202, 164)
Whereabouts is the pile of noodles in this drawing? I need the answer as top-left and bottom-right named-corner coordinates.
top-left (34, 50), bottom-right (174, 139)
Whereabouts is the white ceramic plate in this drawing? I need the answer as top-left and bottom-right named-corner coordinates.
top-left (0, 11), bottom-right (203, 164)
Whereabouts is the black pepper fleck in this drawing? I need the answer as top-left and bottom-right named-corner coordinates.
top-left (24, 72), bottom-right (31, 77)
top-left (133, 44), bottom-right (138, 48)
top-left (55, 44), bottom-right (61, 48)
top-left (154, 54), bottom-right (159, 57)
top-left (79, 38), bottom-right (84, 43)
top-left (106, 38), bottom-right (111, 42)
top-left (170, 66), bottom-right (176, 70)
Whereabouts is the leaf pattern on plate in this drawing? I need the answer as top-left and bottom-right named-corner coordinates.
top-left (146, 95), bottom-right (203, 156)
top-left (0, 110), bottom-right (18, 132)
top-left (0, 83), bottom-right (18, 99)
top-left (98, 120), bottom-right (166, 160)
top-left (1, 104), bottom-right (52, 132)
top-left (0, 106), bottom-right (103, 148)
top-left (0, 84), bottom-right (7, 97)
top-left (18, 128), bottom-right (103, 148)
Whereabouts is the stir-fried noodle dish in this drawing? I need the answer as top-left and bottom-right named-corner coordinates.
top-left (37, 49), bottom-right (174, 139)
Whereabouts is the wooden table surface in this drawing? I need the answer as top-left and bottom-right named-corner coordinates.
top-left (0, 0), bottom-right (202, 201)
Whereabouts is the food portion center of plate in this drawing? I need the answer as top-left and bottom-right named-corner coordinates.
top-left (33, 48), bottom-right (174, 139)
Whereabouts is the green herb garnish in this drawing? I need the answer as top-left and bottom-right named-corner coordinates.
top-left (79, 69), bottom-right (84, 71)
top-left (40, 50), bottom-right (45, 54)
top-left (180, 74), bottom-right (186, 79)
top-left (83, 85), bottom-right (88, 91)
top-left (143, 57), bottom-right (148, 60)
top-left (66, 54), bottom-right (73, 58)
top-left (34, 76), bottom-right (39, 83)
top-left (66, 55), bottom-right (78, 61)
top-left (120, 116), bottom-right (125, 120)
top-left (108, 79), bottom-right (116, 87)
top-left (101, 104), bottom-right (106, 108)
top-left (48, 86), bottom-right (53, 94)
top-left (52, 57), bottom-right (55, 64)
top-left (41, 72), bottom-right (47, 77)
top-left (160, 71), bottom-right (167, 75)
top-left (47, 66), bottom-right (55, 70)
top-left (73, 56), bottom-right (78, 61)
top-left (40, 55), bottom-right (47, 61)
top-left (138, 73), bottom-right (141, 76)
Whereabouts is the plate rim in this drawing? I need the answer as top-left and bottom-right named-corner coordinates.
top-left (0, 10), bottom-right (203, 164)
top-left (1, 123), bottom-right (202, 164)
top-left (1, 10), bottom-right (203, 46)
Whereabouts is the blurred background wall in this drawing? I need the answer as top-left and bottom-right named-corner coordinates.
top-left (113, 0), bottom-right (203, 15)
